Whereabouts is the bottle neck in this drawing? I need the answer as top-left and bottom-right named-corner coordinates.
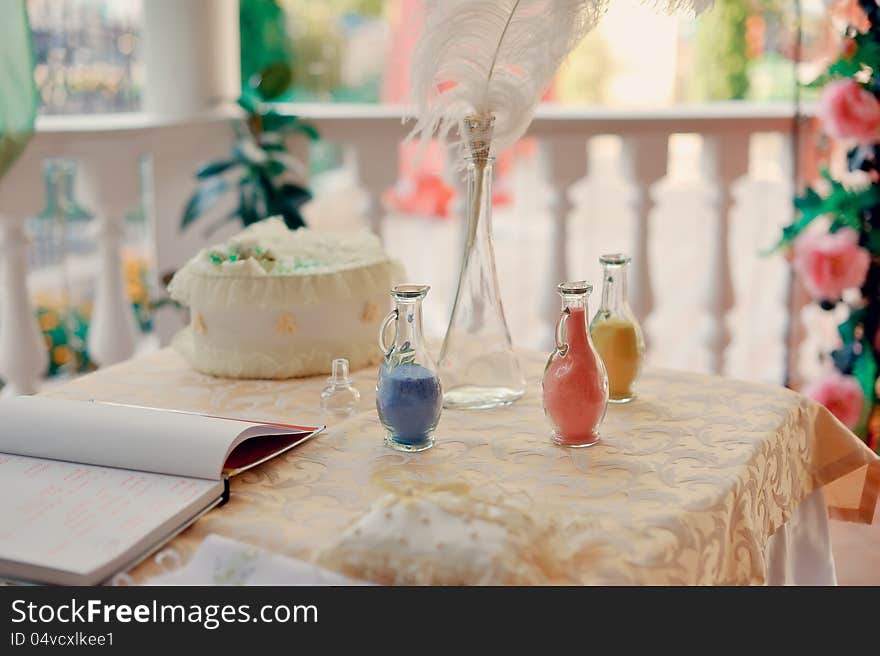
top-left (600, 264), bottom-right (629, 316)
top-left (42, 168), bottom-right (60, 217)
top-left (561, 292), bottom-right (587, 313)
top-left (60, 170), bottom-right (76, 209)
top-left (465, 158), bottom-right (494, 242)
top-left (393, 298), bottom-right (426, 348)
top-left (561, 292), bottom-right (589, 346)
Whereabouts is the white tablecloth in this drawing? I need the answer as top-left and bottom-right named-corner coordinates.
top-left (765, 488), bottom-right (836, 585)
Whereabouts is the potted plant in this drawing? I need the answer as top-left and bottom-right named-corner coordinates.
top-left (181, 60), bottom-right (318, 234)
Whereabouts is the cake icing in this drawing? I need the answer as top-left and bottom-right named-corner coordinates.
top-left (168, 218), bottom-right (404, 379)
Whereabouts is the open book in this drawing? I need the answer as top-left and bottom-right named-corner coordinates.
top-left (0, 397), bottom-right (323, 585)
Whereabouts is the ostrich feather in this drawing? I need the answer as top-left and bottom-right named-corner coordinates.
top-left (409, 0), bottom-right (609, 156)
top-left (408, 0), bottom-right (714, 157)
top-left (645, 0), bottom-right (715, 14)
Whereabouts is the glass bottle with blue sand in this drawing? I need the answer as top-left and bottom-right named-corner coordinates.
top-left (376, 285), bottom-right (442, 452)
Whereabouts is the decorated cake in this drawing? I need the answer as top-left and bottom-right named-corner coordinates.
top-left (168, 218), bottom-right (404, 379)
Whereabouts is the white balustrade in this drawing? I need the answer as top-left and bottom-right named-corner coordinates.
top-left (539, 136), bottom-right (588, 350)
top-left (86, 216), bottom-right (138, 367)
top-left (702, 133), bottom-right (750, 375)
top-left (0, 102), bottom-right (814, 392)
top-left (0, 218), bottom-right (49, 395)
top-left (726, 133), bottom-right (794, 384)
top-left (76, 149), bottom-right (140, 367)
top-left (622, 134), bottom-right (668, 331)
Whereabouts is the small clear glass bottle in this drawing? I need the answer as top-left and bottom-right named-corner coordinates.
top-left (542, 281), bottom-right (608, 447)
top-left (376, 285), bottom-right (442, 452)
top-left (320, 358), bottom-right (360, 418)
top-left (590, 254), bottom-right (645, 403)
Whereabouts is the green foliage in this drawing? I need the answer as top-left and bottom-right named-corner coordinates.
top-left (838, 309), bottom-right (868, 345)
top-left (182, 53), bottom-right (318, 234)
top-left (182, 177), bottom-right (230, 228)
top-left (771, 170), bottom-right (880, 251)
top-left (831, 31), bottom-right (880, 79)
top-left (239, 0), bottom-right (293, 97)
top-left (852, 341), bottom-right (877, 434)
top-left (690, 0), bottom-right (749, 101)
top-left (774, 3), bottom-right (880, 449)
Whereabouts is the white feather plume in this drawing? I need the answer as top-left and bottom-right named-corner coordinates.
top-left (408, 0), bottom-right (608, 156)
top-left (646, 0), bottom-right (715, 15)
top-left (408, 0), bottom-right (714, 157)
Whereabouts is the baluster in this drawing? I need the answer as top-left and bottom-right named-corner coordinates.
top-left (775, 133), bottom-right (797, 385)
top-left (701, 133), bottom-right (750, 375)
top-left (539, 136), bottom-right (588, 349)
top-left (319, 123), bottom-right (401, 238)
top-left (648, 134), bottom-right (713, 372)
top-left (726, 133), bottom-right (794, 384)
top-left (788, 116), bottom-right (823, 390)
top-left (78, 153), bottom-right (139, 367)
top-left (622, 134), bottom-right (668, 337)
top-left (0, 218), bottom-right (49, 395)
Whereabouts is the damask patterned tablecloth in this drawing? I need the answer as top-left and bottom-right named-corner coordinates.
top-left (44, 348), bottom-right (879, 585)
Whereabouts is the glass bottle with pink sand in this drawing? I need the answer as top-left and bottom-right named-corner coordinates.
top-left (542, 281), bottom-right (609, 448)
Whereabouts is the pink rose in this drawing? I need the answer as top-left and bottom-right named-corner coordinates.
top-left (820, 79), bottom-right (880, 143)
top-left (792, 227), bottom-right (870, 301)
top-left (803, 372), bottom-right (864, 429)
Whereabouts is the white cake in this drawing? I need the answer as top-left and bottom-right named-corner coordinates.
top-left (168, 218), bottom-right (404, 379)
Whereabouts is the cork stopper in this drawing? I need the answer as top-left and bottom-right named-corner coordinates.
top-left (463, 115), bottom-right (495, 160)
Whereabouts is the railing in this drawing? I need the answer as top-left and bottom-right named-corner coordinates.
top-left (293, 102), bottom-right (809, 385)
top-left (0, 101), bottom-right (815, 394)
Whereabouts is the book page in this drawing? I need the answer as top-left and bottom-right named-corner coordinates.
top-left (0, 396), bottom-right (311, 480)
top-left (0, 453), bottom-right (220, 584)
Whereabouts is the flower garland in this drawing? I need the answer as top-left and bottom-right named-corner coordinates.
top-left (777, 0), bottom-right (880, 451)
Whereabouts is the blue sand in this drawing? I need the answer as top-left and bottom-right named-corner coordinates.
top-left (376, 363), bottom-right (442, 446)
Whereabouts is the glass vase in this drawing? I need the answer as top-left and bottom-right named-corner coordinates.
top-left (437, 116), bottom-right (526, 409)
top-left (30, 159), bottom-right (94, 378)
top-left (376, 285), bottom-right (442, 452)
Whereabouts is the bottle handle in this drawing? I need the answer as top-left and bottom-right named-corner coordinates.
top-left (554, 308), bottom-right (570, 356)
top-left (378, 309), bottom-right (398, 356)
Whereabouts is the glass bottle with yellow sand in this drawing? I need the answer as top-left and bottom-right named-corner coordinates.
top-left (590, 254), bottom-right (645, 403)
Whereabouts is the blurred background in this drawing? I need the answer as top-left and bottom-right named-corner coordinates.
top-left (27, 0), bottom-right (835, 112)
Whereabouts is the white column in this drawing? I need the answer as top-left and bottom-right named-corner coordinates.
top-left (726, 133), bottom-right (794, 384)
top-left (540, 136), bottom-right (588, 348)
top-left (141, 0), bottom-right (242, 343)
top-left (0, 145), bottom-right (48, 395)
top-left (77, 150), bottom-right (140, 367)
top-left (0, 218), bottom-right (48, 396)
top-left (142, 0), bottom-right (241, 117)
top-left (701, 133), bottom-right (750, 375)
top-left (622, 134), bottom-right (668, 334)
top-left (87, 218), bottom-right (139, 366)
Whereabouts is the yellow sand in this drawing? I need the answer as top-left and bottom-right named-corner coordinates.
top-left (591, 318), bottom-right (642, 399)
